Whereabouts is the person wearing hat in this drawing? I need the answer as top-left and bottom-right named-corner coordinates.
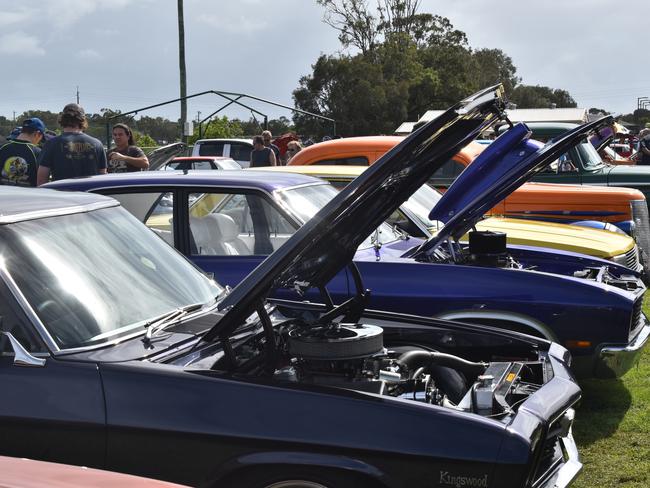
top-left (0, 117), bottom-right (46, 187)
top-left (37, 103), bottom-right (107, 185)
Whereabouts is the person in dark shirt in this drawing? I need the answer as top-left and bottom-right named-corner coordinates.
top-left (250, 135), bottom-right (276, 167)
top-left (262, 130), bottom-right (281, 164)
top-left (36, 103), bottom-right (107, 185)
top-left (0, 118), bottom-right (46, 187)
top-left (107, 123), bottom-right (149, 173)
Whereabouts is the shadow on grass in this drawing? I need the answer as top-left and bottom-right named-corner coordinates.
top-left (573, 377), bottom-right (632, 447)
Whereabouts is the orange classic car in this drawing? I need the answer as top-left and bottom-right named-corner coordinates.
top-left (288, 135), bottom-right (648, 233)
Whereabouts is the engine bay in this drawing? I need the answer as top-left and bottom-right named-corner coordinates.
top-left (207, 317), bottom-right (549, 420)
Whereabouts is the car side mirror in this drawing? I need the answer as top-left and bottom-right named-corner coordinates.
top-left (1, 331), bottom-right (46, 367)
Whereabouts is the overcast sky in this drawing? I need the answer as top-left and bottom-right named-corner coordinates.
top-left (0, 0), bottom-right (646, 129)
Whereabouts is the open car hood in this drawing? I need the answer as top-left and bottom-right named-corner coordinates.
top-left (201, 85), bottom-right (507, 341)
top-left (415, 116), bottom-right (613, 258)
top-left (147, 142), bottom-right (187, 171)
top-left (587, 115), bottom-right (615, 152)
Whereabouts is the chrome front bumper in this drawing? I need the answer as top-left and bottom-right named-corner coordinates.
top-left (595, 314), bottom-right (650, 378)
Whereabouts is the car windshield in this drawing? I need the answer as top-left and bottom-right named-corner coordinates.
top-left (0, 206), bottom-right (222, 350)
top-left (402, 183), bottom-right (443, 229)
top-left (275, 183), bottom-right (403, 248)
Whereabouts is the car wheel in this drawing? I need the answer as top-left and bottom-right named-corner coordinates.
top-left (223, 467), bottom-right (373, 488)
top-left (264, 482), bottom-right (327, 488)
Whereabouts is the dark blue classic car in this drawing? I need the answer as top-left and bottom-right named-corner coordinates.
top-left (1, 87), bottom-right (581, 488)
top-left (48, 115), bottom-right (649, 380)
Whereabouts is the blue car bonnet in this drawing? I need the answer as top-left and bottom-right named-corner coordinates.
top-left (414, 116), bottom-right (613, 258)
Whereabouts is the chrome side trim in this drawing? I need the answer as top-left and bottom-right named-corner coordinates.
top-left (0, 200), bottom-right (118, 225)
top-left (2, 331), bottom-right (47, 367)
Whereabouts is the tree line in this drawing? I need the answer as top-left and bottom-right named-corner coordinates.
top-left (292, 0), bottom-right (579, 138)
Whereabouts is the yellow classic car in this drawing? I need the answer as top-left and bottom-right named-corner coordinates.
top-left (256, 165), bottom-right (642, 271)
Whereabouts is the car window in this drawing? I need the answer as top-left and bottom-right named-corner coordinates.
top-left (0, 281), bottom-right (46, 355)
top-left (164, 161), bottom-right (191, 171)
top-left (193, 160), bottom-right (215, 170)
top-left (432, 159), bottom-right (465, 179)
top-left (312, 156), bottom-right (369, 166)
top-left (107, 192), bottom-right (175, 247)
top-left (188, 192), bottom-right (295, 256)
top-left (229, 143), bottom-right (252, 162)
top-left (575, 140), bottom-right (606, 171)
top-left (198, 141), bottom-right (225, 157)
top-left (217, 158), bottom-right (242, 170)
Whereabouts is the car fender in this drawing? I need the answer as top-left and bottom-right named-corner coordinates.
top-left (433, 309), bottom-right (558, 341)
top-left (211, 451), bottom-right (387, 485)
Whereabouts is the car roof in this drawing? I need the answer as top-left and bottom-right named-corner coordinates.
top-left (289, 136), bottom-right (404, 165)
top-left (0, 186), bottom-right (117, 224)
top-left (44, 170), bottom-right (326, 194)
top-left (257, 165), bottom-right (366, 178)
top-left (288, 136), bottom-right (486, 166)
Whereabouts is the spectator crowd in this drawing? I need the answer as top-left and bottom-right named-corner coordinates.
top-left (0, 102), bottom-right (329, 187)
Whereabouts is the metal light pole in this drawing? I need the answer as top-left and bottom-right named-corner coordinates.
top-left (177, 0), bottom-right (187, 143)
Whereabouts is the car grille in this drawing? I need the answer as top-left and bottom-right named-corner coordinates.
top-left (612, 245), bottom-right (641, 271)
top-left (630, 297), bottom-right (644, 340)
top-left (533, 435), bottom-right (564, 487)
top-left (631, 200), bottom-right (650, 270)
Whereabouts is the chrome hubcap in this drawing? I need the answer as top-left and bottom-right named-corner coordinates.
top-left (265, 481), bottom-right (328, 488)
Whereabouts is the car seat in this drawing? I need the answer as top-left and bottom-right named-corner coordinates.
top-left (203, 213), bottom-right (251, 255)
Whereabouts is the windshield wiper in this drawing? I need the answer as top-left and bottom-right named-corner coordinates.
top-left (142, 302), bottom-right (204, 346)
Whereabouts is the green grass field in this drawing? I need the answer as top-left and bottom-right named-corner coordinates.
top-left (572, 299), bottom-right (650, 487)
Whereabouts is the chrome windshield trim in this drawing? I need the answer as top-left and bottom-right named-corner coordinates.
top-left (0, 200), bottom-right (119, 225)
top-left (0, 262), bottom-right (60, 353)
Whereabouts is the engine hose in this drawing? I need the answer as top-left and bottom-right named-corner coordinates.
top-left (397, 351), bottom-right (487, 378)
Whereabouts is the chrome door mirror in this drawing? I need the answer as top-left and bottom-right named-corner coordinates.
top-left (1, 331), bottom-right (46, 367)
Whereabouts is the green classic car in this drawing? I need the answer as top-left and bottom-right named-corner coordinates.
top-left (495, 119), bottom-right (650, 204)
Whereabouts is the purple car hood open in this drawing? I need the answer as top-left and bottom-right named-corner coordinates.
top-left (413, 116), bottom-right (612, 258)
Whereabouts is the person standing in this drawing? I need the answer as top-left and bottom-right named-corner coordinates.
top-left (36, 103), bottom-right (107, 185)
top-left (285, 140), bottom-right (303, 163)
top-left (250, 135), bottom-right (276, 167)
top-left (637, 128), bottom-right (650, 165)
top-left (107, 123), bottom-right (149, 173)
top-left (0, 118), bottom-right (46, 187)
top-left (262, 130), bottom-right (281, 164)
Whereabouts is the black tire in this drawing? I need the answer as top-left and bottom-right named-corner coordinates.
top-left (221, 466), bottom-right (374, 488)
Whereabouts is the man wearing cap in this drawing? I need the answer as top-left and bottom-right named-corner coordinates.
top-left (37, 103), bottom-right (107, 185)
top-left (0, 118), bottom-right (46, 187)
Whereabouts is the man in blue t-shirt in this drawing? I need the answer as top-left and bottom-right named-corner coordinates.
top-left (37, 103), bottom-right (107, 185)
top-left (0, 118), bottom-right (46, 187)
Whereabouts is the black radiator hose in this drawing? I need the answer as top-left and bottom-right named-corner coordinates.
top-left (397, 351), bottom-right (488, 378)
